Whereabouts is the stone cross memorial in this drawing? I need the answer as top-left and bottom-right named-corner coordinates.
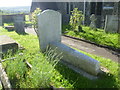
top-left (14, 15), bottom-right (25, 33)
top-left (90, 14), bottom-right (96, 29)
top-left (38, 10), bottom-right (101, 79)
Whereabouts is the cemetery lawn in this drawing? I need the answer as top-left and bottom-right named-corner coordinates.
top-left (64, 25), bottom-right (120, 49)
top-left (0, 27), bottom-right (120, 88)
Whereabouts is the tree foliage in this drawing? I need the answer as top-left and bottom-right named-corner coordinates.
top-left (32, 8), bottom-right (42, 36)
top-left (69, 8), bottom-right (84, 32)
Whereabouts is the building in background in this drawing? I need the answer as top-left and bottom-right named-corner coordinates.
top-left (30, 1), bottom-right (119, 29)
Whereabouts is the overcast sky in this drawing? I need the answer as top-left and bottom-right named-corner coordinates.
top-left (0, 0), bottom-right (32, 7)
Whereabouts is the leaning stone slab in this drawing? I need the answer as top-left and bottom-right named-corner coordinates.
top-left (38, 10), bottom-right (101, 78)
top-left (0, 35), bottom-right (18, 57)
top-left (50, 42), bottom-right (100, 76)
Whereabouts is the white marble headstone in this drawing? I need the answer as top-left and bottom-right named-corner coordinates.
top-left (38, 10), bottom-right (61, 52)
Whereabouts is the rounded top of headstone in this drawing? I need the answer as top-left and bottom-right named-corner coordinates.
top-left (38, 9), bottom-right (61, 16)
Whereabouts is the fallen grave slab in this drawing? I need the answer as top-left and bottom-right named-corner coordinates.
top-left (50, 42), bottom-right (100, 76)
top-left (38, 10), bottom-right (101, 79)
top-left (0, 35), bottom-right (18, 58)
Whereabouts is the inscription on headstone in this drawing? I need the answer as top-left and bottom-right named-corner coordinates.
top-left (14, 15), bottom-right (25, 33)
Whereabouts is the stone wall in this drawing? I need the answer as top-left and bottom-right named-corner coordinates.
top-left (2, 14), bottom-right (25, 23)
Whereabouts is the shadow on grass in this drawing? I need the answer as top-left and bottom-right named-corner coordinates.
top-left (54, 62), bottom-right (119, 88)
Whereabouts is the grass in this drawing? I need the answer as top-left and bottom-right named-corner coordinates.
top-left (25, 15), bottom-right (32, 27)
top-left (4, 23), bottom-right (14, 26)
top-left (64, 25), bottom-right (120, 49)
top-left (0, 26), bottom-right (120, 88)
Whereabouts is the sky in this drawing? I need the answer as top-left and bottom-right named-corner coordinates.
top-left (0, 0), bottom-right (32, 7)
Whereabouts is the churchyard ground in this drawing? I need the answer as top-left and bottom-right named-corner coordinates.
top-left (0, 26), bottom-right (120, 88)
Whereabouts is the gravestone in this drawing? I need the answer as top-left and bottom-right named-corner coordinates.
top-left (0, 35), bottom-right (18, 58)
top-left (0, 15), bottom-right (2, 26)
top-left (104, 15), bottom-right (118, 33)
top-left (90, 14), bottom-right (96, 29)
top-left (38, 9), bottom-right (61, 52)
top-left (14, 15), bottom-right (25, 34)
top-left (38, 10), bottom-right (101, 78)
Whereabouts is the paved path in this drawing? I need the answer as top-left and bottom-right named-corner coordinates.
top-left (25, 28), bottom-right (119, 63)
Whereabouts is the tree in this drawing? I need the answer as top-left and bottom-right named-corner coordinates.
top-left (69, 8), bottom-right (84, 32)
top-left (32, 8), bottom-right (42, 36)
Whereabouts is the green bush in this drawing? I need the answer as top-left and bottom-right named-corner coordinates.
top-left (69, 8), bottom-right (84, 32)
top-left (31, 8), bottom-right (42, 35)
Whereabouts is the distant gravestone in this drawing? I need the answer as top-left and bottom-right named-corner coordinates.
top-left (0, 15), bottom-right (2, 26)
top-left (90, 14), bottom-right (96, 29)
top-left (104, 15), bottom-right (118, 33)
top-left (38, 10), bottom-right (101, 78)
top-left (14, 15), bottom-right (25, 34)
top-left (38, 9), bottom-right (61, 52)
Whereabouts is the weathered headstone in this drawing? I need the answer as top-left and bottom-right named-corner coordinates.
top-left (38, 9), bottom-right (61, 52)
top-left (14, 15), bottom-right (25, 34)
top-left (0, 15), bottom-right (2, 26)
top-left (38, 10), bottom-right (101, 78)
top-left (104, 15), bottom-right (118, 33)
top-left (90, 14), bottom-right (96, 29)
